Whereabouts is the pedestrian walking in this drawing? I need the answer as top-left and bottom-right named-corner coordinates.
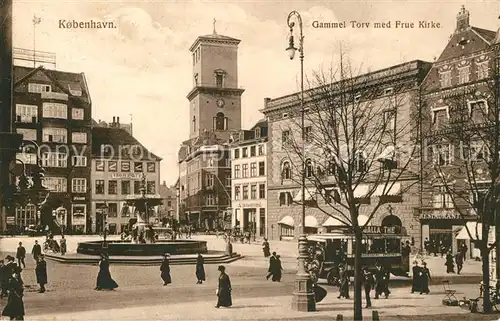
top-left (262, 238), bottom-right (270, 257)
top-left (59, 236), bottom-right (66, 256)
top-left (266, 252), bottom-right (278, 280)
top-left (160, 253), bottom-right (172, 286)
top-left (445, 251), bottom-right (455, 273)
top-left (424, 238), bottom-right (430, 256)
top-left (362, 267), bottom-right (374, 308)
top-left (459, 243), bottom-right (468, 261)
top-left (420, 261), bottom-right (431, 294)
top-left (411, 261), bottom-right (422, 293)
top-left (31, 241), bottom-right (41, 262)
top-left (374, 262), bottom-right (390, 299)
top-left (95, 253), bottom-right (118, 291)
top-left (196, 253), bottom-right (206, 284)
top-left (15, 243), bottom-right (25, 269)
top-left (455, 252), bottom-right (463, 275)
top-left (35, 255), bottom-right (47, 293)
top-left (337, 264), bottom-right (350, 299)
top-left (273, 255), bottom-right (283, 282)
top-left (1, 265), bottom-right (25, 320)
top-left (215, 265), bottom-right (232, 308)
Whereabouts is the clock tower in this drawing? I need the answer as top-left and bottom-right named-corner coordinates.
top-left (187, 23), bottom-right (244, 141)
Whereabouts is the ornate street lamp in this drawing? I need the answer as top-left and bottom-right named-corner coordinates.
top-left (286, 10), bottom-right (316, 312)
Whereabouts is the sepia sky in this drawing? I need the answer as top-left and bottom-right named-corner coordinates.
top-left (12, 0), bottom-right (500, 185)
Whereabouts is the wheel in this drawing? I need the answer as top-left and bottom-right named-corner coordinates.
top-left (326, 270), bottom-right (340, 286)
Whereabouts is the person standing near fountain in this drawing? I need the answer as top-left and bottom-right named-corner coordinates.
top-left (95, 253), bottom-right (118, 291)
top-left (160, 254), bottom-right (172, 286)
top-left (215, 265), bottom-right (232, 308)
top-left (195, 253), bottom-right (205, 284)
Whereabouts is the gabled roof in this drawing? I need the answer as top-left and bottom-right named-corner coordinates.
top-left (471, 27), bottom-right (497, 43)
top-left (436, 26), bottom-right (494, 62)
top-left (91, 127), bottom-right (162, 161)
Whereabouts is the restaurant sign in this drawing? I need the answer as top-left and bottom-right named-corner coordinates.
top-left (420, 212), bottom-right (461, 220)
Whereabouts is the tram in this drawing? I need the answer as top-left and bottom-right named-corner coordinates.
top-left (307, 225), bottom-right (411, 285)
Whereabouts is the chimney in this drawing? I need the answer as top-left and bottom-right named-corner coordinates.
top-left (456, 5), bottom-right (470, 32)
top-left (264, 97), bottom-right (271, 108)
top-left (117, 116), bottom-right (120, 124)
top-left (112, 116), bottom-right (116, 127)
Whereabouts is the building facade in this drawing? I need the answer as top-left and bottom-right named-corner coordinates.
top-left (230, 119), bottom-right (268, 237)
top-left (262, 61), bottom-right (431, 248)
top-left (91, 126), bottom-right (161, 234)
top-left (159, 181), bottom-right (177, 220)
top-left (417, 6), bottom-right (500, 254)
top-left (177, 28), bottom-right (243, 230)
top-left (11, 65), bottom-right (92, 233)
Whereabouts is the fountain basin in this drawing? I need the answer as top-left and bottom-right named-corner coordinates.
top-left (76, 240), bottom-right (207, 256)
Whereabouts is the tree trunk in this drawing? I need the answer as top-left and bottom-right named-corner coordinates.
top-left (353, 228), bottom-right (363, 321)
top-left (481, 221), bottom-right (491, 313)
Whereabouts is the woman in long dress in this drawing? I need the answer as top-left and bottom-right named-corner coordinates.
top-left (215, 265), bottom-right (232, 308)
top-left (195, 253), bottom-right (206, 284)
top-left (2, 266), bottom-right (25, 320)
top-left (95, 253), bottom-right (118, 291)
top-left (160, 254), bottom-right (172, 286)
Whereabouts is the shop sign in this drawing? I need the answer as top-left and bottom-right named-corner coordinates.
top-left (363, 225), bottom-right (398, 234)
top-left (420, 211), bottom-right (461, 220)
top-left (73, 196), bottom-right (85, 201)
top-left (6, 217), bottom-right (15, 224)
top-left (110, 173), bottom-right (142, 179)
top-left (239, 202), bottom-right (262, 208)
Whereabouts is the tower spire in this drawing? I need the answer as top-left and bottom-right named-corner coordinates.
top-left (213, 18), bottom-right (217, 35)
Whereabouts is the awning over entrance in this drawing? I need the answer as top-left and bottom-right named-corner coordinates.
top-left (299, 215), bottom-right (319, 228)
top-left (277, 215), bottom-right (294, 227)
top-left (456, 222), bottom-right (496, 243)
top-left (322, 216), bottom-right (349, 227)
top-left (373, 183), bottom-right (401, 196)
top-left (293, 188), bottom-right (317, 202)
top-left (353, 184), bottom-right (371, 198)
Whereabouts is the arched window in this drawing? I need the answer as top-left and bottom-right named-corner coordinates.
top-left (213, 112), bottom-right (227, 130)
top-left (282, 161), bottom-right (292, 180)
top-left (305, 158), bottom-right (313, 178)
top-left (192, 116), bottom-right (196, 132)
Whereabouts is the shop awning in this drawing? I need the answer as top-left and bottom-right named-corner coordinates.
top-left (299, 215), bottom-right (319, 228)
top-left (456, 222), bottom-right (495, 243)
top-left (293, 188), bottom-right (317, 202)
top-left (322, 216), bottom-right (349, 227)
top-left (373, 183), bottom-right (401, 196)
top-left (354, 184), bottom-right (371, 198)
top-left (277, 216), bottom-right (294, 227)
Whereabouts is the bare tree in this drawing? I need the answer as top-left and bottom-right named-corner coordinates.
top-left (424, 57), bottom-right (500, 312)
top-left (280, 52), bottom-right (423, 320)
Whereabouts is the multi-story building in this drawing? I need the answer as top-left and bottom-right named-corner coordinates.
top-left (177, 27), bottom-right (244, 230)
top-left (11, 65), bottom-right (92, 233)
top-left (230, 119), bottom-right (268, 237)
top-left (91, 125), bottom-right (162, 234)
top-left (159, 181), bottom-right (177, 219)
top-left (417, 6), bottom-right (500, 254)
top-left (262, 61), bottom-right (432, 247)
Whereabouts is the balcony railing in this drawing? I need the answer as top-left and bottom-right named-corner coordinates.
top-left (413, 206), bottom-right (476, 220)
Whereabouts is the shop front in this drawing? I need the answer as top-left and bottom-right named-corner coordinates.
top-left (232, 200), bottom-right (266, 237)
top-left (71, 204), bottom-right (86, 233)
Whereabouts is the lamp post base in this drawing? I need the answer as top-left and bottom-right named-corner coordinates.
top-left (291, 234), bottom-right (316, 312)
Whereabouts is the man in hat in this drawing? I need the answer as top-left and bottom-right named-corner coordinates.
top-left (31, 240), bottom-right (42, 262)
top-left (16, 242), bottom-right (26, 269)
top-left (362, 267), bottom-right (375, 308)
top-left (215, 265), bottom-right (232, 308)
top-left (266, 252), bottom-right (278, 280)
top-left (420, 261), bottom-right (431, 294)
top-left (160, 253), bottom-right (171, 286)
top-left (35, 254), bottom-right (47, 293)
top-left (374, 261), bottom-right (390, 299)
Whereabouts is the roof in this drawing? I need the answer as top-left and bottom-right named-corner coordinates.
top-left (436, 26), bottom-right (496, 62)
top-left (91, 127), bottom-right (162, 161)
top-left (159, 184), bottom-right (176, 198)
top-left (189, 32), bottom-right (241, 52)
top-left (471, 27), bottom-right (497, 43)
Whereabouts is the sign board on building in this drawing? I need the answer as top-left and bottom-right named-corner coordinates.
top-left (6, 217), bottom-right (15, 224)
top-left (110, 173), bottom-right (142, 179)
top-left (420, 212), bottom-right (461, 220)
top-left (73, 196), bottom-right (85, 201)
top-left (363, 225), bottom-right (398, 234)
top-left (239, 202), bottom-right (263, 208)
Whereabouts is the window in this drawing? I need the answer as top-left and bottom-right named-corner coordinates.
top-left (134, 181), bottom-right (141, 194)
top-left (234, 165), bottom-right (241, 178)
top-left (134, 162), bottom-right (143, 172)
top-left (107, 180), bottom-right (118, 194)
top-left (354, 152), bottom-right (366, 173)
top-left (258, 145), bottom-right (264, 155)
top-left (108, 203), bottom-right (118, 218)
top-left (192, 116), bottom-right (196, 133)
top-left (250, 146), bottom-right (256, 157)
top-left (259, 184), bottom-right (266, 199)
top-left (234, 149), bottom-right (240, 159)
top-left (16, 152), bottom-right (37, 165)
top-left (121, 161), bottom-right (130, 172)
top-left (280, 225), bottom-right (294, 237)
top-left (431, 107), bottom-right (449, 129)
top-left (16, 128), bottom-right (37, 141)
top-left (121, 181), bottom-right (131, 195)
top-left (468, 100), bottom-right (488, 121)
top-left (15, 104), bottom-right (38, 123)
top-left (28, 83), bottom-right (51, 93)
top-left (213, 112), bottom-right (228, 130)
top-left (439, 71), bottom-right (452, 87)
top-left (206, 174), bottom-right (214, 187)
top-left (255, 127), bottom-right (261, 138)
top-left (15, 205), bottom-right (37, 227)
top-left (250, 163), bottom-right (257, 177)
top-left (234, 186), bottom-right (241, 200)
top-left (42, 102), bottom-right (67, 119)
top-left (305, 159), bottom-right (313, 177)
top-left (282, 161), bottom-right (292, 180)
top-left (206, 194), bottom-right (215, 205)
top-left (383, 110), bottom-right (396, 131)
top-left (72, 132), bottom-right (87, 144)
top-left (72, 178), bottom-right (87, 193)
top-left (327, 161), bottom-right (337, 176)
top-left (225, 175), bottom-right (231, 187)
top-left (147, 181), bottom-right (156, 194)
top-left (108, 161), bottom-right (117, 172)
top-left (477, 62), bottom-right (489, 79)
top-left (251, 185), bottom-right (257, 199)
top-left (242, 148), bottom-right (248, 158)
top-left (216, 74), bottom-right (224, 88)
top-left (41, 152), bottom-right (67, 168)
top-left (42, 128), bottom-right (67, 143)
top-left (68, 83), bottom-right (82, 96)
top-left (432, 144), bottom-right (453, 166)
top-left (462, 141), bottom-right (489, 162)
top-left (258, 162), bottom-right (265, 176)
top-left (95, 160), bottom-right (104, 171)
top-left (146, 162), bottom-right (155, 172)
top-left (279, 192), bottom-right (293, 206)
top-left (458, 66), bottom-right (470, 84)
top-left (95, 180), bottom-right (105, 194)
top-left (304, 126), bottom-right (312, 143)
top-left (242, 185), bottom-right (249, 199)
top-left (44, 177), bottom-right (67, 192)
top-left (282, 130), bottom-right (290, 147)
top-left (433, 185), bottom-right (453, 208)
top-left (242, 164), bottom-right (249, 178)
top-left (72, 156), bottom-right (87, 167)
top-left (72, 204), bottom-right (86, 218)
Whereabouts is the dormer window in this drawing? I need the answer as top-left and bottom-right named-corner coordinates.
top-left (255, 127), bottom-right (261, 138)
top-left (214, 69), bottom-right (225, 88)
top-left (28, 83), bottom-right (51, 93)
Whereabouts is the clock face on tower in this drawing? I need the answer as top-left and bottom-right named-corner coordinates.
top-left (216, 98), bottom-right (225, 108)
